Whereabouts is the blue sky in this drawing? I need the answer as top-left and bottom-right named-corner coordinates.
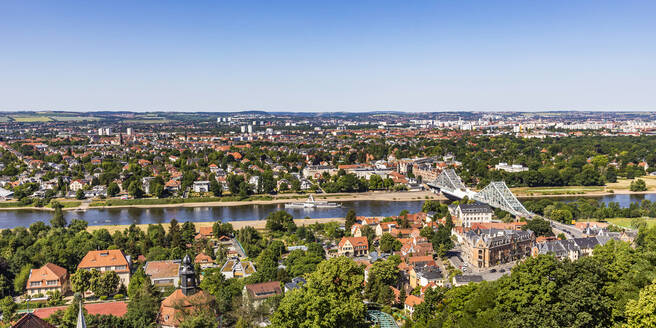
top-left (0, 0), bottom-right (654, 112)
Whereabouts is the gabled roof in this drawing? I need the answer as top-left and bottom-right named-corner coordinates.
top-left (338, 236), bottom-right (368, 249)
top-left (27, 263), bottom-right (68, 290)
top-left (144, 260), bottom-right (180, 279)
top-left (12, 313), bottom-right (55, 328)
top-left (244, 281), bottom-right (282, 300)
top-left (77, 250), bottom-right (129, 272)
top-left (405, 294), bottom-right (424, 307)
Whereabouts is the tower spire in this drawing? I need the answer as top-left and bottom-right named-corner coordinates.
top-left (76, 301), bottom-right (87, 328)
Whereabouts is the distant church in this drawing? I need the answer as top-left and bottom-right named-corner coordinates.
top-left (157, 254), bottom-right (216, 328)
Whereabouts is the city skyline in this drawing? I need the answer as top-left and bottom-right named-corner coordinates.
top-left (1, 0), bottom-right (655, 112)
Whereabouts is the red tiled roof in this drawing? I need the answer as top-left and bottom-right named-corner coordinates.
top-left (27, 263), bottom-right (68, 290)
top-left (32, 302), bottom-right (128, 319)
top-left (77, 250), bottom-right (129, 273)
top-left (12, 313), bottom-right (55, 328)
top-left (405, 295), bottom-right (424, 307)
top-left (244, 281), bottom-right (282, 300)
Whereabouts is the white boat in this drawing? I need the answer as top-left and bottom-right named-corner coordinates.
top-left (285, 195), bottom-right (341, 209)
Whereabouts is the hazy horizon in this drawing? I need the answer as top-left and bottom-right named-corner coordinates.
top-left (1, 1), bottom-right (655, 112)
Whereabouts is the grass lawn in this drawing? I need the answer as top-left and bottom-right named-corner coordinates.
top-left (50, 116), bottom-right (101, 121)
top-left (512, 185), bottom-right (604, 196)
top-left (606, 176), bottom-right (656, 191)
top-left (123, 119), bottom-right (171, 123)
top-left (604, 217), bottom-right (656, 229)
top-left (11, 115), bottom-right (52, 122)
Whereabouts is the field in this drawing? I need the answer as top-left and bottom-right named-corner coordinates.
top-left (605, 217), bottom-right (656, 229)
top-left (11, 115), bottom-right (52, 122)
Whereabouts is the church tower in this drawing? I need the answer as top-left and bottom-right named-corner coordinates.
top-left (180, 254), bottom-right (197, 296)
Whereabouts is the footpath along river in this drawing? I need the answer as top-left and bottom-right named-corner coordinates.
top-left (0, 193), bottom-right (655, 229)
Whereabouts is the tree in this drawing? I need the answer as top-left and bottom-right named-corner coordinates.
top-left (265, 211), bottom-right (296, 233)
top-left (209, 179), bottom-right (222, 197)
top-left (169, 219), bottom-right (182, 249)
top-left (179, 312), bottom-right (218, 328)
top-left (128, 180), bottom-right (144, 199)
top-left (107, 182), bottom-right (120, 197)
top-left (522, 218), bottom-right (554, 237)
top-left (0, 296), bottom-right (16, 324)
top-left (212, 220), bottom-right (234, 238)
top-left (125, 283), bottom-right (161, 328)
top-left (76, 189), bottom-right (85, 200)
top-left (630, 179), bottom-right (647, 192)
top-left (12, 264), bottom-right (32, 295)
top-left (90, 271), bottom-right (120, 297)
top-left (345, 209), bottom-right (357, 233)
top-left (199, 268), bottom-right (243, 314)
top-left (128, 267), bottom-right (151, 299)
top-left (625, 279), bottom-right (656, 328)
top-left (380, 233), bottom-right (402, 253)
top-left (50, 202), bottom-right (67, 228)
top-left (606, 166), bottom-right (618, 183)
top-left (271, 257), bottom-right (367, 328)
top-left (260, 171), bottom-right (276, 194)
top-left (71, 269), bottom-right (97, 297)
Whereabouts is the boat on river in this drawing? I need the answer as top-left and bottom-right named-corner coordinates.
top-left (285, 195), bottom-right (341, 209)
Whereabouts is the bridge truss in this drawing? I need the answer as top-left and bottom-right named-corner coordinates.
top-left (473, 181), bottom-right (532, 218)
top-left (430, 170), bottom-right (532, 218)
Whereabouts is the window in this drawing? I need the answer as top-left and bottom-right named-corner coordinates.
top-left (115, 265), bottom-right (127, 270)
top-left (46, 280), bottom-right (58, 286)
top-left (30, 281), bottom-right (41, 287)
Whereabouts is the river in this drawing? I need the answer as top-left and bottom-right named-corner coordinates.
top-left (0, 193), bottom-right (655, 230)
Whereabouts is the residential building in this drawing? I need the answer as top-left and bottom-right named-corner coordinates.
top-left (194, 253), bottom-right (216, 269)
top-left (532, 236), bottom-right (617, 261)
top-left (404, 295), bottom-right (424, 314)
top-left (337, 237), bottom-right (369, 257)
top-left (26, 263), bottom-right (69, 296)
top-left (192, 181), bottom-right (210, 193)
top-left (461, 228), bottom-right (535, 268)
top-left (284, 277), bottom-right (306, 292)
top-left (243, 281), bottom-right (283, 307)
top-left (12, 313), bottom-right (56, 328)
top-left (220, 259), bottom-right (256, 279)
top-left (77, 250), bottom-right (130, 286)
top-left (448, 202), bottom-right (494, 228)
top-left (143, 260), bottom-right (180, 288)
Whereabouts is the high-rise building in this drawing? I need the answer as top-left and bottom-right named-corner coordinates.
top-left (240, 125), bottom-right (246, 133)
top-left (247, 125), bottom-right (253, 134)
top-left (126, 128), bottom-right (133, 135)
top-left (104, 128), bottom-right (111, 136)
top-left (98, 128), bottom-right (104, 136)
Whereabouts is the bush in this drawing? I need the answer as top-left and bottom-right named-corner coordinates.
top-left (99, 295), bottom-right (108, 300)
top-left (113, 294), bottom-right (124, 300)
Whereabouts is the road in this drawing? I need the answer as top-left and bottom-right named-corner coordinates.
top-left (543, 217), bottom-right (584, 238)
top-left (446, 247), bottom-right (512, 282)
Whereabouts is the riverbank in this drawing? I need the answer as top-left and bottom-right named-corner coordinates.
top-left (42, 190), bottom-right (439, 211)
top-left (85, 217), bottom-right (345, 234)
top-left (512, 177), bottom-right (656, 198)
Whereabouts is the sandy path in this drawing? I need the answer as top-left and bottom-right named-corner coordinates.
top-left (85, 217), bottom-right (345, 234)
